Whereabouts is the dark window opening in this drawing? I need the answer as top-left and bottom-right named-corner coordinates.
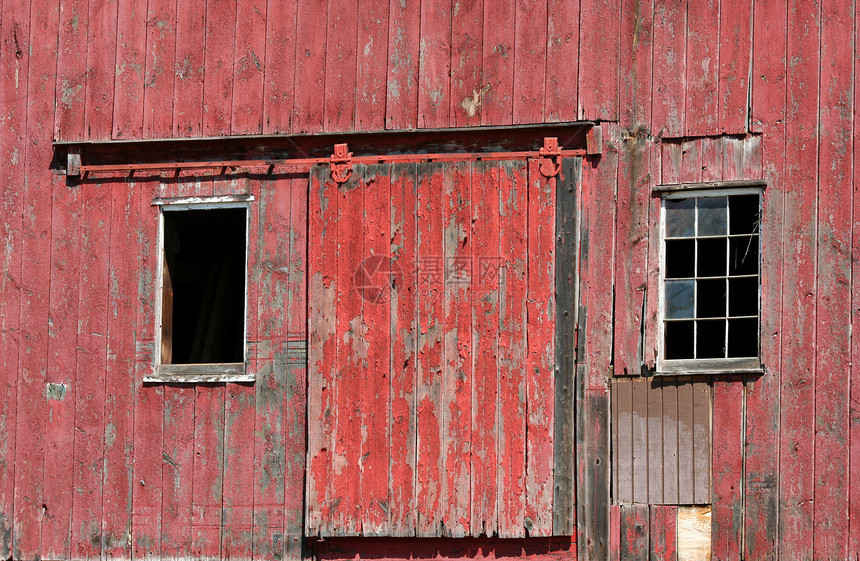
top-left (663, 193), bottom-right (761, 362)
top-left (161, 207), bottom-right (246, 364)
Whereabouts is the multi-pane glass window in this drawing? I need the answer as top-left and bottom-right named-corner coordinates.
top-left (661, 190), bottom-right (761, 369)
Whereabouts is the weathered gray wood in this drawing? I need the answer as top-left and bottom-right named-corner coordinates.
top-left (577, 377), bottom-right (610, 560)
top-left (146, 362), bottom-right (249, 383)
top-left (654, 179), bottom-right (766, 193)
top-left (553, 157), bottom-right (580, 535)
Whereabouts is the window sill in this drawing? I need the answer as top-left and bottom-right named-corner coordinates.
top-left (656, 357), bottom-right (762, 376)
top-left (145, 363), bottom-right (251, 383)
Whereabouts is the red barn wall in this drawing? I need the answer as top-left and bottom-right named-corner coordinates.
top-left (0, 0), bottom-right (858, 560)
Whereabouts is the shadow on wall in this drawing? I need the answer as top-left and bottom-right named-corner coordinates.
top-left (314, 537), bottom-right (577, 560)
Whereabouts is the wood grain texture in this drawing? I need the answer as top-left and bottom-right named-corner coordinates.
top-left (578, 0), bottom-right (619, 121)
top-left (292, 0), bottom-right (326, 132)
top-left (712, 378), bottom-right (743, 561)
top-left (417, 0), bottom-right (451, 128)
top-left (262, 0), bottom-right (297, 133)
top-left (684, 0), bottom-right (719, 136)
top-left (231, 0), bottom-right (266, 135)
top-left (142, 0), bottom-right (176, 139)
top-left (480, 0), bottom-right (514, 126)
top-left (113, 0), bottom-right (145, 139)
top-left (55, 0), bottom-right (88, 141)
top-left (173, 0), bottom-right (205, 136)
top-left (497, 160), bottom-right (528, 538)
top-left (202, 0), bottom-right (237, 136)
top-left (385, 0), bottom-right (419, 129)
top-left (545, 0), bottom-right (579, 122)
top-left (619, 504), bottom-right (648, 561)
top-left (323, 0), bottom-right (358, 131)
top-left (513, 0), bottom-right (546, 124)
top-left (649, 505), bottom-right (677, 561)
top-left (619, 0), bottom-right (653, 127)
top-left (718, 0), bottom-right (752, 134)
top-left (778, 1), bottom-right (819, 559)
top-left (814, 1), bottom-right (852, 558)
top-left (355, 0), bottom-right (388, 131)
top-left (651, 0), bottom-right (686, 136)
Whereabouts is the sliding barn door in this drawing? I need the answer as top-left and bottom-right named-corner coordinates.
top-left (306, 157), bottom-right (580, 538)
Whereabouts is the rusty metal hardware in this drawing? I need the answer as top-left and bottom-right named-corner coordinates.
top-left (538, 137), bottom-right (562, 178)
top-left (330, 143), bottom-right (353, 184)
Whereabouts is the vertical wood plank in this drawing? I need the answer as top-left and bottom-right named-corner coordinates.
top-left (261, 0), bottom-right (296, 133)
top-left (578, 387), bottom-right (611, 561)
top-left (202, 0), bottom-right (237, 136)
top-left (525, 159), bottom-right (555, 536)
top-left (131, 179), bottom-right (163, 561)
top-left (389, 163), bottom-right (418, 537)
top-left (85, 0), bottom-right (117, 140)
top-left (332, 168), bottom-right (363, 535)
top-left (649, 505), bottom-right (677, 561)
top-left (647, 381), bottom-right (664, 504)
top-left (619, 504), bottom-right (649, 561)
top-left (101, 178), bottom-right (138, 558)
top-left (385, 0), bottom-right (420, 129)
top-left (513, 0), bottom-right (546, 124)
top-left (615, 378), bottom-right (633, 503)
top-left (449, 0), bottom-right (483, 126)
top-left (578, 0), bottom-right (620, 120)
top-left (779, 0), bottom-right (819, 558)
top-left (631, 379), bottom-right (649, 504)
top-left (497, 159), bottom-right (528, 538)
top-left (712, 378), bottom-right (743, 561)
top-left (306, 166), bottom-right (338, 535)
top-left (614, 136), bottom-right (651, 375)
top-left (691, 381), bottom-right (711, 504)
top-left (231, 0), bottom-right (266, 134)
top-left (480, 0), bottom-right (514, 126)
top-left (813, 1), bottom-right (853, 558)
top-left (190, 385), bottom-right (224, 558)
top-left (651, 0), bottom-right (686, 137)
top-left (678, 139), bottom-right (701, 184)
top-left (619, 0), bottom-right (653, 127)
top-left (173, 0), bottom-right (205, 136)
top-left (661, 381), bottom-right (679, 505)
top-left (355, 0), bottom-right (389, 130)
top-left (68, 182), bottom-right (110, 560)
top-left (251, 177), bottom-right (290, 558)
top-left (417, 0), bottom-right (451, 128)
top-left (700, 137), bottom-right (723, 182)
top-left (161, 385), bottom-right (195, 557)
top-left (113, 0), bottom-right (146, 139)
top-left (142, 0), bottom-right (177, 138)
top-left (41, 170), bottom-right (81, 561)
top-left (14, 4), bottom-right (58, 552)
top-left (0, 0), bottom-right (28, 552)
top-left (323, 0), bottom-right (358, 131)
top-left (545, 0), bottom-right (579, 122)
top-left (684, 0), bottom-right (719, 136)
top-left (441, 161), bottom-right (472, 537)
top-left (717, 0), bottom-right (752, 134)
top-left (55, 0), bottom-right (88, 141)
top-left (553, 157), bottom-right (579, 535)
top-left (284, 176), bottom-right (308, 560)
top-left (360, 164), bottom-right (392, 536)
top-left (851, 2), bottom-right (860, 551)
top-left (643, 146), bottom-right (663, 370)
top-left (676, 379), bottom-right (694, 505)
top-left (470, 161), bottom-right (500, 536)
top-left (415, 162), bottom-right (444, 537)
top-left (221, 383), bottom-right (256, 556)
top-left (292, 0), bottom-right (326, 132)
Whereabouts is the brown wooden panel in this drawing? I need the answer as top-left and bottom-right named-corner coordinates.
top-left (631, 378), bottom-right (649, 504)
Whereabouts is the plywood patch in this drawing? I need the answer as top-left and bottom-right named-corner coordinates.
top-left (677, 506), bottom-right (711, 561)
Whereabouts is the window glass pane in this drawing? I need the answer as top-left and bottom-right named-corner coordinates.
top-left (728, 276), bottom-right (758, 316)
top-left (729, 194), bottom-right (760, 235)
top-left (697, 196), bottom-right (727, 236)
top-left (666, 280), bottom-right (695, 319)
top-left (665, 321), bottom-right (694, 359)
top-left (666, 198), bottom-right (695, 237)
top-left (696, 278), bottom-right (726, 318)
top-left (697, 238), bottom-right (727, 277)
top-left (728, 318), bottom-right (758, 357)
top-left (666, 239), bottom-right (695, 278)
top-left (696, 319), bottom-right (726, 358)
top-left (729, 235), bottom-right (759, 276)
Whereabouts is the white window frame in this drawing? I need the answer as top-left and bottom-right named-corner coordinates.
top-left (656, 185), bottom-right (764, 375)
top-left (146, 195), bottom-right (254, 383)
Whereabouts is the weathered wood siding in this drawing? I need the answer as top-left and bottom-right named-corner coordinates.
top-left (306, 160), bottom-right (559, 538)
top-left (1, 0), bottom-right (859, 560)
